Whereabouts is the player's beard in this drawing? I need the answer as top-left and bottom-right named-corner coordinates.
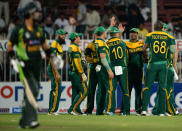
top-left (32, 12), bottom-right (42, 24)
top-left (58, 37), bottom-right (66, 45)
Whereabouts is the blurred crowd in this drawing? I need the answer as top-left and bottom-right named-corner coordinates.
top-left (0, 0), bottom-right (182, 39)
top-left (0, 0), bottom-right (181, 40)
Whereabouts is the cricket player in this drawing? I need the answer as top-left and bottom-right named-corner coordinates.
top-left (84, 30), bottom-right (99, 115)
top-left (47, 29), bottom-right (67, 115)
top-left (94, 26), bottom-right (114, 115)
top-left (67, 32), bottom-right (88, 115)
top-left (7, 2), bottom-right (53, 128)
top-left (106, 26), bottom-right (130, 115)
top-left (152, 23), bottom-right (178, 116)
top-left (141, 21), bottom-right (176, 116)
top-left (124, 28), bottom-right (144, 115)
top-left (84, 17), bottom-right (116, 115)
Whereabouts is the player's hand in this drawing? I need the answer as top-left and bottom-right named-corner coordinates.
top-left (81, 73), bottom-right (87, 82)
top-left (110, 16), bottom-right (116, 27)
top-left (118, 23), bottom-right (125, 33)
top-left (55, 72), bottom-right (61, 82)
top-left (107, 70), bottom-right (114, 79)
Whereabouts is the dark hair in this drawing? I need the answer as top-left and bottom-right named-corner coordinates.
top-left (24, 13), bottom-right (31, 19)
top-left (154, 21), bottom-right (163, 30)
top-left (96, 31), bottom-right (103, 36)
top-left (71, 39), bottom-right (75, 42)
top-left (87, 4), bottom-right (93, 10)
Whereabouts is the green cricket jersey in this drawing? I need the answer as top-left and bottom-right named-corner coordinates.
top-left (68, 43), bottom-right (84, 74)
top-left (125, 40), bottom-right (144, 67)
top-left (107, 37), bottom-right (127, 67)
top-left (145, 30), bottom-right (175, 63)
top-left (47, 40), bottom-right (64, 70)
top-left (85, 40), bottom-right (99, 64)
top-left (50, 40), bottom-right (63, 56)
top-left (8, 23), bottom-right (46, 61)
top-left (95, 38), bottom-right (111, 66)
top-left (162, 31), bottom-right (176, 67)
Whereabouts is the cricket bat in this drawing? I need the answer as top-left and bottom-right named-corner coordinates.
top-left (16, 61), bottom-right (39, 110)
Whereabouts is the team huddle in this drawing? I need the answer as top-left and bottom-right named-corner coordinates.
top-left (48, 17), bottom-right (178, 117)
top-left (7, 1), bottom-right (178, 129)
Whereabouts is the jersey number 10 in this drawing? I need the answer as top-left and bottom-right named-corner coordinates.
top-left (112, 47), bottom-right (123, 59)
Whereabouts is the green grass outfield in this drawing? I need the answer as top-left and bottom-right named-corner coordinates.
top-left (0, 114), bottom-right (182, 131)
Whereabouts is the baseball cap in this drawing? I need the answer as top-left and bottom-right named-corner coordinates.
top-left (69, 32), bottom-right (82, 40)
top-left (110, 27), bottom-right (121, 34)
top-left (56, 29), bottom-right (68, 35)
top-left (94, 26), bottom-right (106, 35)
top-left (130, 28), bottom-right (138, 33)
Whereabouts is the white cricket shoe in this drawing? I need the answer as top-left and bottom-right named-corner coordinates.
top-left (165, 113), bottom-right (171, 116)
top-left (48, 112), bottom-right (59, 115)
top-left (175, 111), bottom-right (179, 115)
top-left (71, 111), bottom-right (79, 115)
top-left (159, 114), bottom-right (165, 116)
top-left (106, 112), bottom-right (114, 116)
top-left (141, 111), bottom-right (147, 116)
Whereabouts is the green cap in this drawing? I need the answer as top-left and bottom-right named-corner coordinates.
top-left (162, 23), bottom-right (168, 30)
top-left (69, 32), bottom-right (82, 40)
top-left (110, 27), bottom-right (121, 34)
top-left (93, 28), bottom-right (98, 34)
top-left (94, 26), bottom-right (106, 35)
top-left (130, 28), bottom-right (138, 33)
top-left (56, 29), bottom-right (68, 35)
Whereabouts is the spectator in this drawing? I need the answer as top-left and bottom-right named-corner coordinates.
top-left (126, 0), bottom-right (142, 8)
top-left (0, 0), bottom-right (9, 25)
top-left (126, 4), bottom-right (144, 38)
top-left (54, 13), bottom-right (69, 30)
top-left (117, 5), bottom-right (128, 23)
top-left (75, 0), bottom-right (87, 34)
top-left (172, 17), bottom-right (180, 36)
top-left (167, 18), bottom-right (174, 35)
top-left (108, 0), bottom-right (124, 6)
top-left (141, 4), bottom-right (150, 21)
top-left (7, 15), bottom-right (20, 39)
top-left (101, 7), bottom-right (118, 27)
top-left (85, 4), bottom-right (101, 37)
top-left (0, 16), bottom-right (6, 39)
top-left (138, 23), bottom-right (148, 39)
top-left (44, 16), bottom-right (55, 39)
top-left (64, 16), bottom-right (76, 34)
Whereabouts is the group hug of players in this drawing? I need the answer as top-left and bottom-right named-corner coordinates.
top-left (48, 17), bottom-right (179, 117)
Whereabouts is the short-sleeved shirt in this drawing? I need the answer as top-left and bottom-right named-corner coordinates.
top-left (145, 30), bottom-right (175, 63)
top-left (107, 37), bottom-right (127, 67)
top-left (48, 40), bottom-right (63, 69)
top-left (95, 38), bottom-right (111, 66)
top-left (50, 40), bottom-right (63, 56)
top-left (8, 23), bottom-right (45, 61)
top-left (85, 40), bottom-right (99, 64)
top-left (125, 40), bottom-right (144, 67)
top-left (77, 4), bottom-right (87, 25)
top-left (68, 43), bottom-right (84, 74)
